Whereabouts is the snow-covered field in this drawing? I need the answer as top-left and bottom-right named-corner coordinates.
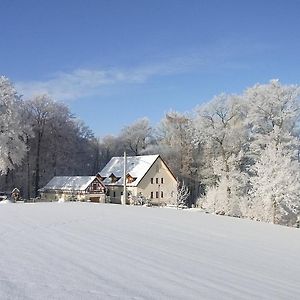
top-left (0, 203), bottom-right (299, 299)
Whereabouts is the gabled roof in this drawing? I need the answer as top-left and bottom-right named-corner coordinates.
top-left (39, 176), bottom-right (100, 192)
top-left (99, 154), bottom-right (159, 187)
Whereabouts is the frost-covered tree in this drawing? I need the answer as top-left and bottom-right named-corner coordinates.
top-left (200, 156), bottom-right (249, 216)
top-left (100, 135), bottom-right (124, 162)
top-left (69, 119), bottom-right (96, 175)
top-left (147, 112), bottom-right (195, 179)
top-left (159, 112), bottom-right (194, 177)
top-left (195, 81), bottom-right (300, 223)
top-left (244, 80), bottom-right (300, 225)
top-left (245, 79), bottom-right (300, 155)
top-left (193, 94), bottom-right (248, 215)
top-left (0, 93), bottom-right (97, 198)
top-left (145, 111), bottom-right (199, 204)
top-left (249, 141), bottom-right (300, 225)
top-left (176, 181), bottom-right (190, 208)
top-left (120, 118), bottom-right (152, 155)
top-left (0, 76), bottom-right (30, 174)
top-left (27, 95), bottom-right (55, 196)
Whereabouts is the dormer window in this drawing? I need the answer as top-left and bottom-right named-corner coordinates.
top-left (126, 173), bottom-right (137, 184)
top-left (96, 174), bottom-right (106, 181)
top-left (109, 173), bottom-right (120, 183)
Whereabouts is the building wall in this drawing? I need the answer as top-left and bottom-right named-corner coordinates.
top-left (40, 191), bottom-right (105, 202)
top-left (137, 157), bottom-right (177, 205)
top-left (90, 194), bottom-right (106, 203)
top-left (106, 186), bottom-right (137, 204)
top-left (106, 186), bottom-right (122, 204)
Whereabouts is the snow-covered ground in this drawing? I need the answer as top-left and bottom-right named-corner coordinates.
top-left (0, 203), bottom-right (299, 299)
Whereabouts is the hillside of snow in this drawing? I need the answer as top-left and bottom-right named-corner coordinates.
top-left (0, 203), bottom-right (299, 299)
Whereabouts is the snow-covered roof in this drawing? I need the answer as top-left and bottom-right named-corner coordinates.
top-left (99, 154), bottom-right (159, 187)
top-left (40, 176), bottom-right (98, 192)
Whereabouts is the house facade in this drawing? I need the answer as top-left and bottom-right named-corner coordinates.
top-left (99, 154), bottom-right (177, 205)
top-left (39, 176), bottom-right (106, 202)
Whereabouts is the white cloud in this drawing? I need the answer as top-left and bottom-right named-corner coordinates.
top-left (17, 69), bottom-right (132, 101)
top-left (16, 39), bottom-right (268, 101)
top-left (15, 56), bottom-right (206, 101)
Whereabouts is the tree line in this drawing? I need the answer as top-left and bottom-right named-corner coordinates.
top-left (1, 76), bottom-right (300, 226)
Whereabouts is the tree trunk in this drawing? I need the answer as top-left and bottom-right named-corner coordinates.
top-left (93, 143), bottom-right (100, 174)
top-left (220, 144), bottom-right (231, 199)
top-left (52, 140), bottom-right (57, 177)
top-left (34, 133), bottom-right (42, 197)
top-left (27, 151), bottom-right (31, 199)
top-left (272, 199), bottom-right (277, 224)
top-left (26, 136), bottom-right (31, 200)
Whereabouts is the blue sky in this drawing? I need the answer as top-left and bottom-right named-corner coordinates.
top-left (1, 0), bottom-right (300, 136)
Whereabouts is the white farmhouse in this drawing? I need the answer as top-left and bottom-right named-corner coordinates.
top-left (39, 176), bottom-right (106, 202)
top-left (98, 154), bottom-right (177, 205)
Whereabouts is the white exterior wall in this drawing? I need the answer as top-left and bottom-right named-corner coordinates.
top-left (137, 157), bottom-right (177, 205)
top-left (107, 186), bottom-right (137, 204)
top-left (40, 191), bottom-right (102, 202)
top-left (107, 186), bottom-right (122, 204)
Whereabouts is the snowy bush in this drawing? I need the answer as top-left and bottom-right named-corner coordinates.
top-left (167, 181), bottom-right (190, 209)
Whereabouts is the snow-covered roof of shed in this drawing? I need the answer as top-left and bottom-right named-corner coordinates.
top-left (99, 154), bottom-right (159, 186)
top-left (40, 176), bottom-right (97, 192)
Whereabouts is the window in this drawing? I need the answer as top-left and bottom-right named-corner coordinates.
top-left (93, 183), bottom-right (97, 190)
top-left (113, 191), bottom-right (116, 198)
top-left (161, 178), bottom-right (164, 184)
top-left (156, 178), bottom-right (159, 184)
top-left (126, 174), bottom-right (137, 183)
top-left (110, 173), bottom-right (121, 183)
top-left (150, 192), bottom-right (153, 199)
top-left (161, 191), bottom-right (164, 198)
top-left (121, 191), bottom-right (123, 196)
top-left (151, 178), bottom-right (153, 184)
top-left (156, 191), bottom-right (159, 198)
